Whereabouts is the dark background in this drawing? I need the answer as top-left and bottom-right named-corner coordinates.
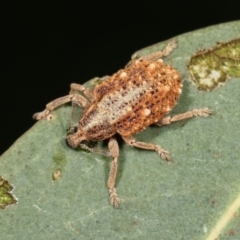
top-left (1, 2), bottom-right (239, 154)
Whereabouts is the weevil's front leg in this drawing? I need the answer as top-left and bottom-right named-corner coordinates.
top-left (78, 144), bottom-right (110, 157)
top-left (33, 94), bottom-right (89, 120)
top-left (155, 108), bottom-right (213, 126)
top-left (107, 137), bottom-right (121, 208)
top-left (75, 140), bottom-right (121, 207)
top-left (122, 135), bottom-right (171, 161)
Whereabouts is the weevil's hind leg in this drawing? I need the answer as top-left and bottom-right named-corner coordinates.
top-left (107, 137), bottom-right (121, 208)
top-left (155, 108), bottom-right (213, 126)
top-left (122, 135), bottom-right (171, 161)
top-left (139, 39), bottom-right (177, 62)
top-left (33, 94), bottom-right (89, 120)
top-left (161, 39), bottom-right (177, 57)
top-left (126, 39), bottom-right (177, 67)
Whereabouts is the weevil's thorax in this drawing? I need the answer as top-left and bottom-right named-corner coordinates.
top-left (78, 103), bottom-right (116, 141)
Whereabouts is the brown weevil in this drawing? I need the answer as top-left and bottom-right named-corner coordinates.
top-left (33, 40), bottom-right (212, 208)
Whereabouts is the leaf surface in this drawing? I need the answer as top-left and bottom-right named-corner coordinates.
top-left (1, 20), bottom-right (240, 240)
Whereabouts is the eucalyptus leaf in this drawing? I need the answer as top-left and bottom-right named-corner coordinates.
top-left (1, 20), bottom-right (240, 239)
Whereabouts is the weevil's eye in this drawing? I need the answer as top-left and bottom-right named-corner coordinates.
top-left (66, 125), bottom-right (78, 135)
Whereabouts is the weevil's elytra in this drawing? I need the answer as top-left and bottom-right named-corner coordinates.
top-left (33, 40), bottom-right (213, 208)
top-left (69, 58), bottom-right (182, 146)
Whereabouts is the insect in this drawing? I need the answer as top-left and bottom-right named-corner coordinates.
top-left (33, 40), bottom-right (212, 208)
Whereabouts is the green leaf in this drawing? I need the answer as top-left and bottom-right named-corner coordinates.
top-left (1, 20), bottom-right (240, 239)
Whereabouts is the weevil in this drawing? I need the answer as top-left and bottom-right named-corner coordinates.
top-left (33, 40), bottom-right (212, 208)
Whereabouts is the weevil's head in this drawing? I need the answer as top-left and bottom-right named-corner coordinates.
top-left (66, 130), bottom-right (86, 149)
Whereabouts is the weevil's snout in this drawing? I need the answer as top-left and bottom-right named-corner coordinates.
top-left (66, 133), bottom-right (85, 149)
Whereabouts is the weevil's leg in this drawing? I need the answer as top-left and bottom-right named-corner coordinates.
top-left (139, 39), bottom-right (177, 62)
top-left (122, 135), bottom-right (171, 161)
top-left (69, 94), bottom-right (90, 129)
top-left (78, 144), bottom-right (110, 157)
top-left (126, 39), bottom-right (177, 67)
top-left (33, 94), bottom-right (89, 120)
top-left (73, 142), bottom-right (121, 208)
top-left (107, 137), bottom-right (121, 208)
top-left (155, 108), bottom-right (213, 126)
top-left (70, 83), bottom-right (94, 101)
top-left (161, 39), bottom-right (177, 57)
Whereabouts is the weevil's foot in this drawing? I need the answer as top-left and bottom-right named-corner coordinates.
top-left (196, 108), bottom-right (213, 117)
top-left (167, 39), bottom-right (177, 50)
top-left (32, 109), bottom-right (50, 120)
top-left (109, 187), bottom-right (120, 208)
top-left (155, 146), bottom-right (171, 161)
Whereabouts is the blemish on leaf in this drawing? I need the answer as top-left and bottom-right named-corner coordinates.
top-left (0, 176), bottom-right (17, 209)
top-left (52, 169), bottom-right (61, 180)
top-left (203, 224), bottom-right (208, 233)
top-left (211, 198), bottom-right (216, 207)
top-left (188, 37), bottom-right (240, 91)
top-left (52, 148), bottom-right (66, 166)
top-left (233, 211), bottom-right (239, 218)
top-left (47, 114), bottom-right (55, 121)
top-left (52, 145), bottom-right (67, 180)
top-left (228, 229), bottom-right (234, 235)
top-left (132, 221), bottom-right (137, 227)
